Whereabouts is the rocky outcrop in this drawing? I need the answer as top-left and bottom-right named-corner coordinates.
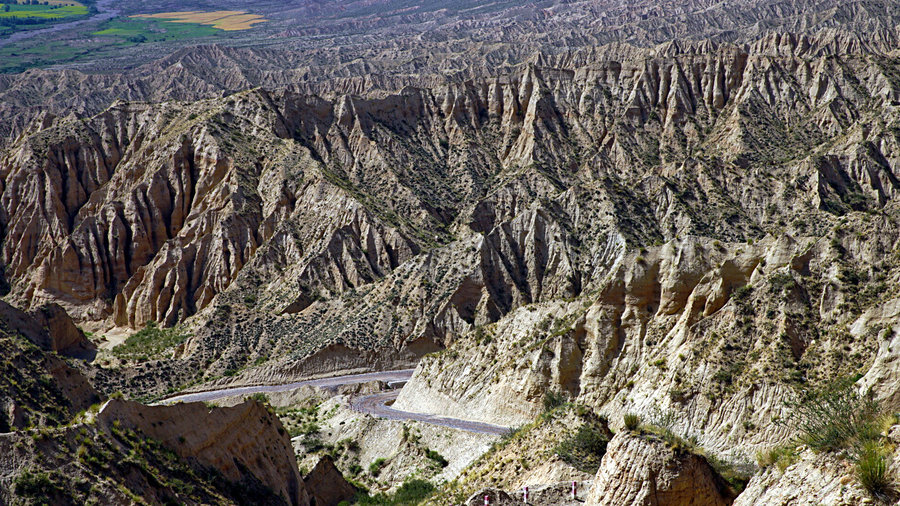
top-left (0, 301), bottom-right (100, 430)
top-left (0, 300), bottom-right (94, 358)
top-left (98, 398), bottom-right (310, 505)
top-left (395, 222), bottom-right (900, 460)
top-left (2, 20), bottom-right (900, 471)
top-left (734, 448), bottom-right (872, 505)
top-left (586, 432), bottom-right (735, 506)
top-left (1, 0), bottom-right (899, 149)
top-left (303, 455), bottom-right (356, 506)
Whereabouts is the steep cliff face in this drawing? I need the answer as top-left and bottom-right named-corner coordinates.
top-left (99, 399), bottom-right (309, 505)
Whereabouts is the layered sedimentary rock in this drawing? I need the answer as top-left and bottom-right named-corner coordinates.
top-left (302, 455), bottom-right (356, 506)
top-left (395, 223), bottom-right (900, 460)
top-left (733, 448), bottom-right (871, 505)
top-left (585, 432), bottom-right (734, 505)
top-left (99, 398), bottom-right (309, 505)
top-left (1, 28), bottom-right (900, 472)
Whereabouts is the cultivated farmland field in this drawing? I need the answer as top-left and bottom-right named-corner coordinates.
top-left (94, 17), bottom-right (221, 41)
top-left (132, 11), bottom-right (267, 31)
top-left (0, 16), bottom-right (225, 73)
top-left (0, 1), bottom-right (88, 36)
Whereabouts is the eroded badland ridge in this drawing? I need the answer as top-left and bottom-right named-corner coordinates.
top-left (2, 0), bottom-right (900, 504)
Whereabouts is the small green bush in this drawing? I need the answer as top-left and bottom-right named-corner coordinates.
top-left (788, 379), bottom-right (881, 454)
top-left (756, 445), bottom-right (799, 472)
top-left (784, 378), bottom-right (896, 498)
top-left (246, 393), bottom-right (269, 404)
top-left (554, 423), bottom-right (610, 473)
top-left (425, 448), bottom-right (448, 468)
top-left (356, 478), bottom-right (434, 505)
top-left (392, 479), bottom-right (435, 503)
top-left (855, 441), bottom-right (891, 497)
top-left (624, 413), bottom-right (641, 431)
top-left (368, 457), bottom-right (387, 475)
top-left (14, 469), bottom-right (63, 500)
top-left (733, 285), bottom-right (753, 301)
top-left (112, 321), bottom-right (189, 362)
top-left (543, 391), bottom-right (567, 412)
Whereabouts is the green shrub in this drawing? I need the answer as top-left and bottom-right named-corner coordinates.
top-left (112, 321), bottom-right (189, 362)
top-left (302, 438), bottom-right (326, 452)
top-left (703, 452), bottom-right (753, 493)
top-left (784, 378), bottom-right (896, 497)
top-left (756, 445), bottom-right (799, 472)
top-left (623, 413), bottom-right (641, 431)
top-left (356, 478), bottom-right (434, 505)
top-left (543, 391), bottom-right (567, 412)
top-left (299, 422), bottom-right (320, 436)
top-left (554, 423), bottom-right (610, 473)
top-left (246, 393), bottom-right (269, 404)
top-left (425, 448), bottom-right (448, 468)
top-left (500, 425), bottom-right (524, 443)
top-left (788, 379), bottom-right (881, 454)
top-left (368, 457), bottom-right (387, 475)
top-left (393, 479), bottom-right (435, 503)
top-left (855, 441), bottom-right (891, 497)
top-left (14, 469), bottom-right (64, 500)
top-left (733, 285), bottom-right (753, 301)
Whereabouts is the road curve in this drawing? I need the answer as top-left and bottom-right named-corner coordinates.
top-left (159, 368), bottom-right (510, 436)
top-left (160, 369), bottom-right (416, 404)
top-left (349, 391), bottom-right (511, 436)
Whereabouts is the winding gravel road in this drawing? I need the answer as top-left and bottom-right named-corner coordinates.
top-left (160, 369), bottom-right (416, 404)
top-left (349, 391), bottom-right (510, 436)
top-left (160, 369), bottom-right (510, 436)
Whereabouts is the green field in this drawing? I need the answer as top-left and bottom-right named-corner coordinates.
top-left (92, 17), bottom-right (221, 42)
top-left (0, 16), bottom-right (223, 73)
top-left (0, 3), bottom-right (88, 18)
top-left (0, 2), bottom-right (89, 37)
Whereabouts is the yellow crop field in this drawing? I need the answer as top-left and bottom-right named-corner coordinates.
top-left (132, 10), bottom-right (267, 31)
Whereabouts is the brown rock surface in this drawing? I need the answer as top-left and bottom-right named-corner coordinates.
top-left (0, 300), bottom-right (94, 357)
top-left (303, 455), bottom-right (356, 506)
top-left (98, 398), bottom-right (310, 506)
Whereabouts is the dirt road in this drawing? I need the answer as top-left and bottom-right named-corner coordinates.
top-left (160, 369), bottom-right (510, 436)
top-left (349, 390), bottom-right (510, 436)
top-left (161, 369), bottom-right (416, 404)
